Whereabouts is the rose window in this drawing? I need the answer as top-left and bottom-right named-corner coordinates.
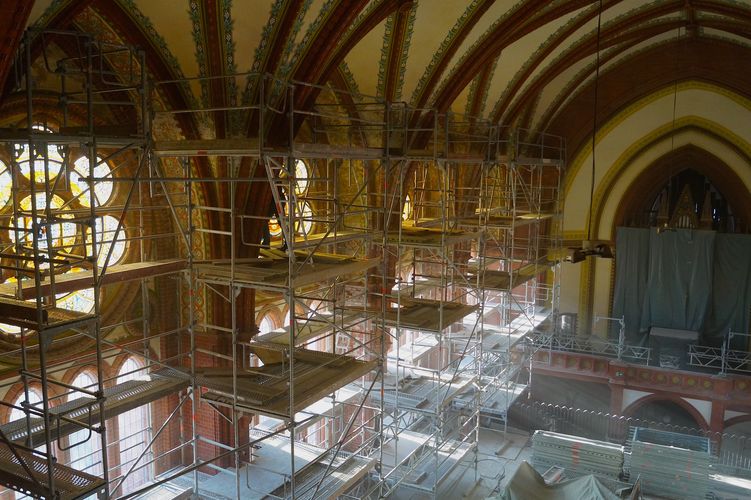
top-left (0, 126), bottom-right (126, 335)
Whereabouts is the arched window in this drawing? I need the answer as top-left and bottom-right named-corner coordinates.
top-left (295, 201), bottom-right (313, 236)
top-left (70, 156), bottom-right (114, 207)
top-left (116, 358), bottom-right (152, 493)
top-left (258, 314), bottom-right (275, 335)
top-left (14, 125), bottom-right (64, 181)
top-left (0, 277), bottom-right (21, 336)
top-left (9, 388), bottom-right (50, 500)
top-left (306, 300), bottom-right (331, 353)
top-left (9, 388), bottom-right (42, 425)
top-left (68, 372), bottom-right (102, 476)
top-left (402, 194), bottom-right (412, 221)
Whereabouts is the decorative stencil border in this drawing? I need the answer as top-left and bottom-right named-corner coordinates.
top-left (116, 0), bottom-right (199, 109)
top-left (465, 54), bottom-right (498, 117)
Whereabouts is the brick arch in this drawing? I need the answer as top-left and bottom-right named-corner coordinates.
top-left (62, 364), bottom-right (110, 392)
top-left (61, 360), bottom-right (115, 392)
top-left (622, 393), bottom-right (709, 431)
top-left (281, 302), bottom-right (308, 321)
top-left (0, 380), bottom-right (65, 424)
top-left (110, 352), bottom-right (154, 382)
top-left (723, 413), bottom-right (751, 430)
top-left (569, 113), bottom-right (751, 323)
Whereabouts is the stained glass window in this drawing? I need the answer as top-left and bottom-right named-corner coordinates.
top-left (268, 214), bottom-right (282, 237)
top-left (15, 125), bottom-right (65, 181)
top-left (0, 279), bottom-right (22, 337)
top-left (9, 194), bottom-right (77, 253)
top-left (268, 200), bottom-right (313, 239)
top-left (0, 160), bottom-right (11, 207)
top-left (266, 159), bottom-right (313, 242)
top-left (0, 126), bottom-right (127, 324)
top-left (57, 269), bottom-right (95, 313)
top-left (86, 215), bottom-right (126, 266)
top-left (294, 159), bottom-right (309, 195)
top-left (295, 201), bottom-right (313, 235)
top-left (0, 272), bottom-right (93, 331)
top-left (70, 156), bottom-right (113, 207)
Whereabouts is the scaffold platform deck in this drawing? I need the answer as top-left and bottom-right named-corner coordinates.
top-left (256, 311), bottom-right (369, 347)
top-left (0, 296), bottom-right (95, 333)
top-left (0, 442), bottom-right (106, 500)
top-left (386, 227), bottom-right (482, 247)
top-left (0, 369), bottom-right (189, 443)
top-left (475, 261), bottom-right (552, 291)
top-left (0, 260), bottom-right (187, 299)
top-left (268, 452), bottom-right (375, 500)
top-left (383, 299), bottom-right (477, 333)
top-left (195, 252), bottom-right (378, 290)
top-left (197, 346), bottom-right (377, 418)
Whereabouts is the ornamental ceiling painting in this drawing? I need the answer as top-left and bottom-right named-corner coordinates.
top-left (1, 0), bottom-right (751, 345)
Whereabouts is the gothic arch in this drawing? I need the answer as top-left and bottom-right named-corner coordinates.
top-left (613, 144), bottom-right (751, 233)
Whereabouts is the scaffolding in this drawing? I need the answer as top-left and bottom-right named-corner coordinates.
top-left (148, 73), bottom-right (388, 499)
top-left (453, 127), bottom-right (564, 430)
top-left (0, 28), bottom-right (564, 500)
top-left (355, 109), bottom-right (495, 499)
top-left (474, 129), bottom-right (566, 430)
top-left (0, 29), bottom-right (189, 499)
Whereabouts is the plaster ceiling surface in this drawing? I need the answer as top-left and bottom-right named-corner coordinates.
top-left (1, 0), bottom-right (750, 147)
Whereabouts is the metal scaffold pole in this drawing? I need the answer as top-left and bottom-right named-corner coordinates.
top-left (0, 27), bottom-right (569, 499)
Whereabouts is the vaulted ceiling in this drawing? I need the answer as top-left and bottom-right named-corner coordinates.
top-left (1, 0), bottom-right (751, 161)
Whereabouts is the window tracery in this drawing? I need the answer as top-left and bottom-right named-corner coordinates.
top-left (0, 125), bottom-right (128, 335)
top-left (267, 159), bottom-right (314, 240)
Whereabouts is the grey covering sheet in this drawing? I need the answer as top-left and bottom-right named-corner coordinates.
top-left (498, 461), bottom-right (620, 500)
top-left (612, 227), bottom-right (751, 344)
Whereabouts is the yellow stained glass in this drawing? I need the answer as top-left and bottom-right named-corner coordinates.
top-left (294, 159), bottom-right (309, 194)
top-left (0, 277), bottom-right (21, 335)
top-left (86, 215), bottom-right (126, 266)
top-left (295, 201), bottom-right (313, 235)
top-left (280, 159), bottom-right (309, 195)
top-left (268, 202), bottom-right (312, 238)
top-left (268, 215), bottom-right (282, 237)
top-left (10, 194), bottom-right (77, 254)
top-left (71, 156), bottom-right (114, 207)
top-left (16, 126), bottom-right (65, 181)
top-left (0, 161), bottom-right (10, 207)
top-left (57, 269), bottom-right (95, 313)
